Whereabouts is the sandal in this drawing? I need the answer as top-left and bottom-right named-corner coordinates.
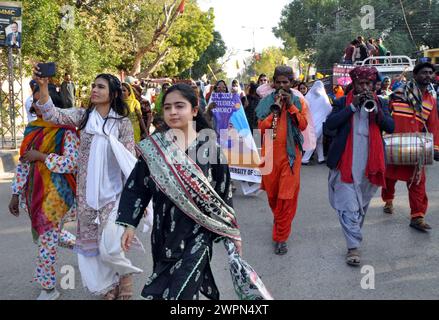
top-left (346, 249), bottom-right (361, 267)
top-left (117, 275), bottom-right (133, 300)
top-left (383, 202), bottom-right (394, 215)
top-left (410, 217), bottom-right (431, 232)
top-left (103, 286), bottom-right (119, 300)
top-left (274, 242), bottom-right (288, 255)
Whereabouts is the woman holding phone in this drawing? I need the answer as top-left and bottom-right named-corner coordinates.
top-left (33, 65), bottom-right (140, 300)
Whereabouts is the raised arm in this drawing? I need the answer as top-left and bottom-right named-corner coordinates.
top-left (288, 96), bottom-right (308, 131)
top-left (33, 65), bottom-right (85, 127)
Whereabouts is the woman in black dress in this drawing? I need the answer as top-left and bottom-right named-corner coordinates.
top-left (116, 84), bottom-right (248, 300)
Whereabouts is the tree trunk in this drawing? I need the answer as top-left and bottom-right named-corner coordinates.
top-left (131, 1), bottom-right (181, 77)
top-left (137, 49), bottom-right (171, 79)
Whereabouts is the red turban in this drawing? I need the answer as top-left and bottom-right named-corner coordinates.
top-left (349, 66), bottom-right (379, 82)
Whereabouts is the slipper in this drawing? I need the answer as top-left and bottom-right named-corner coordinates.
top-left (410, 217), bottom-right (431, 232)
top-left (274, 242), bottom-right (288, 255)
top-left (383, 202), bottom-right (394, 215)
top-left (346, 249), bottom-right (360, 266)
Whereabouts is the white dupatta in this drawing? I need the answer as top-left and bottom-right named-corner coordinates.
top-left (85, 109), bottom-right (136, 210)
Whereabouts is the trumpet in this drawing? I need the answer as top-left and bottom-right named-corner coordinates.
top-left (359, 92), bottom-right (377, 113)
top-left (270, 92), bottom-right (284, 140)
top-left (361, 99), bottom-right (377, 113)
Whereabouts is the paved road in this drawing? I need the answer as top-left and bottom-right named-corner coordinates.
top-left (1, 161), bottom-right (439, 300)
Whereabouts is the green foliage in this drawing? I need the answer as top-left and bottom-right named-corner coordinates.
top-left (252, 47), bottom-right (287, 78)
top-left (21, 0), bottom-right (216, 85)
top-left (159, 3), bottom-right (215, 76)
top-left (182, 30), bottom-right (227, 79)
top-left (275, 0), bottom-right (439, 71)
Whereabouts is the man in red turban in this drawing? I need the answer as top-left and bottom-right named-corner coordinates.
top-left (326, 66), bottom-right (394, 266)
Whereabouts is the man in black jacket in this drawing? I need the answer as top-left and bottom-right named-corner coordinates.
top-left (326, 66), bottom-right (394, 266)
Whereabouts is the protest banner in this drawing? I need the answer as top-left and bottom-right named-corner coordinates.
top-left (209, 93), bottom-right (261, 186)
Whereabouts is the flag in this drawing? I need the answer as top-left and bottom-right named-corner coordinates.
top-left (178, 0), bottom-right (186, 14)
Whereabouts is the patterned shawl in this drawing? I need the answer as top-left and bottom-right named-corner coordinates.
top-left (137, 132), bottom-right (273, 300)
top-left (20, 118), bottom-right (77, 240)
top-left (137, 132), bottom-right (241, 240)
top-left (256, 92), bottom-right (304, 168)
top-left (391, 81), bottom-right (436, 115)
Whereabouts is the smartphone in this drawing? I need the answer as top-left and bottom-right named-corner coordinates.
top-left (37, 62), bottom-right (56, 78)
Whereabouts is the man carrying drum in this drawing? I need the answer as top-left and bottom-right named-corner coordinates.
top-left (382, 62), bottom-right (439, 231)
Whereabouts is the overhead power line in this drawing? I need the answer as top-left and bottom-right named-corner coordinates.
top-left (399, 0), bottom-right (417, 46)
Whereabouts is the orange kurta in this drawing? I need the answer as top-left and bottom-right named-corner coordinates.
top-left (259, 100), bottom-right (308, 199)
top-left (259, 99), bottom-right (308, 242)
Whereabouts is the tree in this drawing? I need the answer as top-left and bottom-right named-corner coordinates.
top-left (155, 2), bottom-right (215, 77)
top-left (246, 47), bottom-right (287, 79)
top-left (182, 31), bottom-right (227, 79)
top-left (21, 0), bottom-right (216, 84)
top-left (274, 0), bottom-right (439, 72)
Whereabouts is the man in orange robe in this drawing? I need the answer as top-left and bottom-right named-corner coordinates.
top-left (256, 66), bottom-right (308, 255)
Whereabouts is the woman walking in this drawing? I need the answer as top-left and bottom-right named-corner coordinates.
top-left (301, 81), bottom-right (333, 165)
top-left (33, 68), bottom-right (141, 300)
top-left (117, 84), bottom-right (269, 300)
top-left (122, 82), bottom-right (148, 142)
top-left (9, 87), bottom-right (78, 300)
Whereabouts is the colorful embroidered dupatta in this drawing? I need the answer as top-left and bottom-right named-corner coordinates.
top-left (20, 119), bottom-right (77, 239)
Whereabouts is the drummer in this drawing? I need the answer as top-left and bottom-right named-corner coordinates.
top-left (381, 62), bottom-right (439, 231)
top-left (325, 66), bottom-right (394, 266)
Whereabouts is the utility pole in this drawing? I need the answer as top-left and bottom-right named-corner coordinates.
top-left (241, 26), bottom-right (265, 54)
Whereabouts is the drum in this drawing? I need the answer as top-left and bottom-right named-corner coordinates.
top-left (383, 133), bottom-right (434, 165)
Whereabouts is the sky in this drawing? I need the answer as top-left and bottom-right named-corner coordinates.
top-left (197, 0), bottom-right (291, 79)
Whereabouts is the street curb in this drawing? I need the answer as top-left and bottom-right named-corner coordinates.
top-left (0, 150), bottom-right (19, 174)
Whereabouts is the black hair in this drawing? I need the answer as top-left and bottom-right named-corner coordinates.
top-left (122, 82), bottom-right (130, 91)
top-left (33, 84), bottom-right (65, 109)
top-left (78, 74), bottom-right (129, 135)
top-left (413, 62), bottom-right (436, 75)
top-left (249, 81), bottom-right (258, 95)
top-left (162, 83), bottom-right (211, 132)
top-left (273, 65), bottom-right (295, 82)
top-left (257, 74), bottom-right (267, 83)
top-left (298, 82), bottom-right (308, 93)
top-left (31, 85), bottom-right (64, 114)
top-left (213, 80), bottom-right (229, 93)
